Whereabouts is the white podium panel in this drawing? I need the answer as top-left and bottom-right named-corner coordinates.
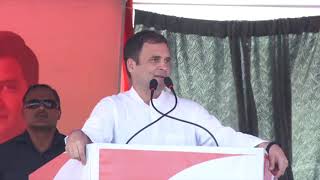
top-left (30, 143), bottom-right (274, 180)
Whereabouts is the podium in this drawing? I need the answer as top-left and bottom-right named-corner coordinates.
top-left (30, 143), bottom-right (274, 180)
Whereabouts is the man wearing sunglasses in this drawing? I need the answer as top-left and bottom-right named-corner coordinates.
top-left (0, 84), bottom-right (65, 180)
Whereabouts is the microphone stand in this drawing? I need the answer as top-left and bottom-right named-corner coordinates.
top-left (126, 79), bottom-right (178, 144)
top-left (150, 77), bottom-right (219, 147)
top-left (150, 92), bottom-right (219, 147)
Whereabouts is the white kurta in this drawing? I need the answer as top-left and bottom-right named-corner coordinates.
top-left (82, 87), bottom-right (264, 147)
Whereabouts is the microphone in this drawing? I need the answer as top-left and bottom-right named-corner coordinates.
top-left (164, 77), bottom-right (176, 96)
top-left (125, 79), bottom-right (177, 144)
top-left (149, 79), bottom-right (158, 98)
top-left (152, 77), bottom-right (219, 147)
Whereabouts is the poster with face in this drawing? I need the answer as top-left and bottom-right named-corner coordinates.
top-left (0, 0), bottom-right (124, 143)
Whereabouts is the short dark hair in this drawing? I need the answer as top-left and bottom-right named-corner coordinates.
top-left (23, 84), bottom-right (61, 110)
top-left (0, 31), bottom-right (39, 85)
top-left (123, 30), bottom-right (168, 77)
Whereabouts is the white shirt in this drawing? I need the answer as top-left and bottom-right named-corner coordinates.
top-left (82, 87), bottom-right (264, 147)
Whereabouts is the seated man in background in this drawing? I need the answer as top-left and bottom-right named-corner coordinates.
top-left (0, 31), bottom-right (39, 143)
top-left (0, 84), bottom-right (65, 180)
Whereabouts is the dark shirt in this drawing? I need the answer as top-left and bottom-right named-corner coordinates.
top-left (0, 130), bottom-right (65, 180)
